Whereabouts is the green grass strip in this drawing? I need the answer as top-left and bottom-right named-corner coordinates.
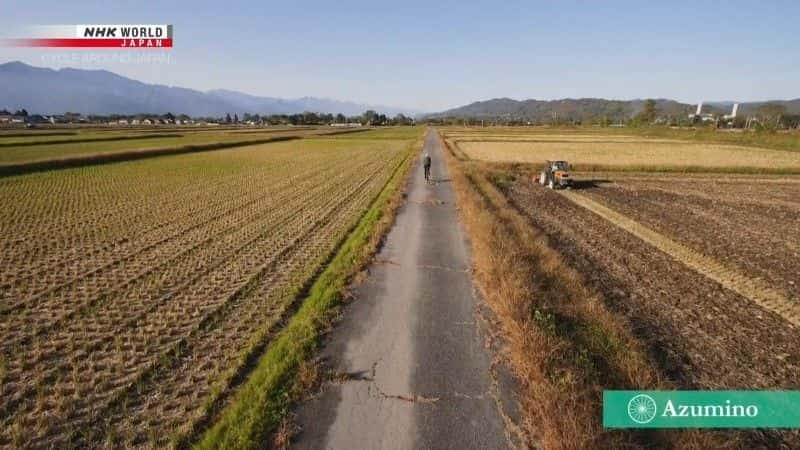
top-left (194, 140), bottom-right (415, 450)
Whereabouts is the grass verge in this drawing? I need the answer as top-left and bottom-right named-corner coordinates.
top-left (439, 132), bottom-right (730, 449)
top-left (193, 135), bottom-right (419, 449)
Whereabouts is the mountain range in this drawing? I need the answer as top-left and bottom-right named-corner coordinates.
top-left (2, 61), bottom-right (798, 120)
top-left (427, 97), bottom-right (800, 122)
top-left (0, 61), bottom-right (418, 117)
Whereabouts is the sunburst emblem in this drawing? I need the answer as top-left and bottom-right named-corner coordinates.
top-left (627, 394), bottom-right (657, 424)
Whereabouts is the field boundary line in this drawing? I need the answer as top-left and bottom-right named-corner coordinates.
top-left (0, 132), bottom-right (184, 148)
top-left (0, 135), bottom-right (301, 177)
top-left (560, 190), bottom-right (800, 328)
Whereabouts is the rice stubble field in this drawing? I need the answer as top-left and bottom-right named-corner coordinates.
top-left (0, 129), bottom-right (419, 448)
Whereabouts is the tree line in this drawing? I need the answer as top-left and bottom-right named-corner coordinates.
top-left (223, 110), bottom-right (413, 126)
top-left (0, 109), bottom-right (29, 116)
top-left (0, 107), bottom-right (415, 126)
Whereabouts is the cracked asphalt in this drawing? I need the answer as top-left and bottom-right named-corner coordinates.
top-left (293, 130), bottom-right (513, 449)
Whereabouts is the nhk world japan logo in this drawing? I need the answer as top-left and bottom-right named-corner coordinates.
top-left (2, 25), bottom-right (173, 48)
top-left (604, 391), bottom-right (800, 428)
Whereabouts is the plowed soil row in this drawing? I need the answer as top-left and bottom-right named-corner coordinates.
top-left (561, 191), bottom-right (800, 327)
top-left (577, 177), bottom-right (800, 299)
top-left (507, 181), bottom-right (800, 393)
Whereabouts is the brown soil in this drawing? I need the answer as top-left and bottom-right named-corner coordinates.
top-left (506, 179), bottom-right (800, 447)
top-left (508, 180), bottom-right (800, 389)
top-left (579, 178), bottom-right (800, 299)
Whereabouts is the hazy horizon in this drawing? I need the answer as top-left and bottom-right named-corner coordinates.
top-left (2, 0), bottom-right (799, 111)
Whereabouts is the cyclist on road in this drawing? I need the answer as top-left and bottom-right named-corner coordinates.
top-left (423, 152), bottom-right (432, 183)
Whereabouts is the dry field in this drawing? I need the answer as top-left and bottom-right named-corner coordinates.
top-left (446, 134), bottom-right (683, 143)
top-left (578, 176), bottom-right (800, 300)
top-left (0, 132), bottom-right (415, 448)
top-left (441, 128), bottom-right (800, 448)
top-left (505, 177), bottom-right (800, 386)
top-left (455, 140), bottom-right (800, 171)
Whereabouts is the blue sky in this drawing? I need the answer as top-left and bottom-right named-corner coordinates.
top-left (2, 0), bottom-right (798, 111)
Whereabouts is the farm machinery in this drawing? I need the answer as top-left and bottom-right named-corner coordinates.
top-left (536, 160), bottom-right (572, 189)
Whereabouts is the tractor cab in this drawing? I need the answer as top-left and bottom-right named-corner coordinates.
top-left (537, 160), bottom-right (572, 189)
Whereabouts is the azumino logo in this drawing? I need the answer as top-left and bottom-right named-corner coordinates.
top-left (605, 391), bottom-right (800, 428)
top-left (627, 394), bottom-right (657, 424)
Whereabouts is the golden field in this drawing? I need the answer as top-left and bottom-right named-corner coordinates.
top-left (455, 140), bottom-right (800, 171)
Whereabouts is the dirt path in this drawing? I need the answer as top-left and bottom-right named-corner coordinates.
top-left (561, 191), bottom-right (800, 328)
top-left (292, 131), bottom-right (515, 449)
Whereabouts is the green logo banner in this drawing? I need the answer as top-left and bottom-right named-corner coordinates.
top-left (604, 391), bottom-right (800, 428)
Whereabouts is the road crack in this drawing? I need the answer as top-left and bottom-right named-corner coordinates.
top-left (328, 360), bottom-right (510, 405)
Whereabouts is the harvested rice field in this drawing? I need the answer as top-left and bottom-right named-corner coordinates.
top-left (0, 129), bottom-right (419, 448)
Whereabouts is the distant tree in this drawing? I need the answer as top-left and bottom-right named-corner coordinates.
top-left (233, 113), bottom-right (239, 123)
top-left (225, 113), bottom-right (232, 124)
top-left (302, 111), bottom-right (319, 124)
top-left (335, 113), bottom-right (346, 123)
top-left (392, 113), bottom-right (413, 125)
top-left (641, 99), bottom-right (658, 123)
top-left (163, 112), bottom-right (175, 122)
top-left (757, 103), bottom-right (787, 128)
top-left (14, 109), bottom-right (28, 117)
top-left (361, 110), bottom-right (378, 125)
top-left (782, 114), bottom-right (800, 128)
top-left (0, 109), bottom-right (10, 115)
top-left (628, 99), bottom-right (658, 126)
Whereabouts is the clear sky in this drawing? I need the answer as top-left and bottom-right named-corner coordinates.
top-left (2, 0), bottom-right (798, 112)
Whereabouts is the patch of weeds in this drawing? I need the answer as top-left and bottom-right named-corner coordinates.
top-left (580, 322), bottom-right (622, 358)
top-left (532, 309), bottom-right (557, 335)
top-left (549, 367), bottom-right (578, 392)
top-left (488, 171), bottom-right (517, 191)
top-left (573, 347), bottom-right (597, 379)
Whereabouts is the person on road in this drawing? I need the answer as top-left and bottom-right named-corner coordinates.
top-left (423, 152), bottom-right (432, 183)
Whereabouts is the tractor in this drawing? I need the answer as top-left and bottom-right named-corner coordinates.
top-left (536, 160), bottom-right (572, 189)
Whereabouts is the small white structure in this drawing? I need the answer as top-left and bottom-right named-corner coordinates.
top-left (723, 103), bottom-right (739, 120)
top-left (689, 102), bottom-right (715, 123)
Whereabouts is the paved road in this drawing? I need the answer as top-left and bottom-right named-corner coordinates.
top-left (293, 130), bottom-right (513, 449)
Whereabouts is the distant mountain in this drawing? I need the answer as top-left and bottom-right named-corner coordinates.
top-left (428, 97), bottom-right (800, 121)
top-left (206, 89), bottom-right (397, 117)
top-left (0, 61), bottom-right (417, 117)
